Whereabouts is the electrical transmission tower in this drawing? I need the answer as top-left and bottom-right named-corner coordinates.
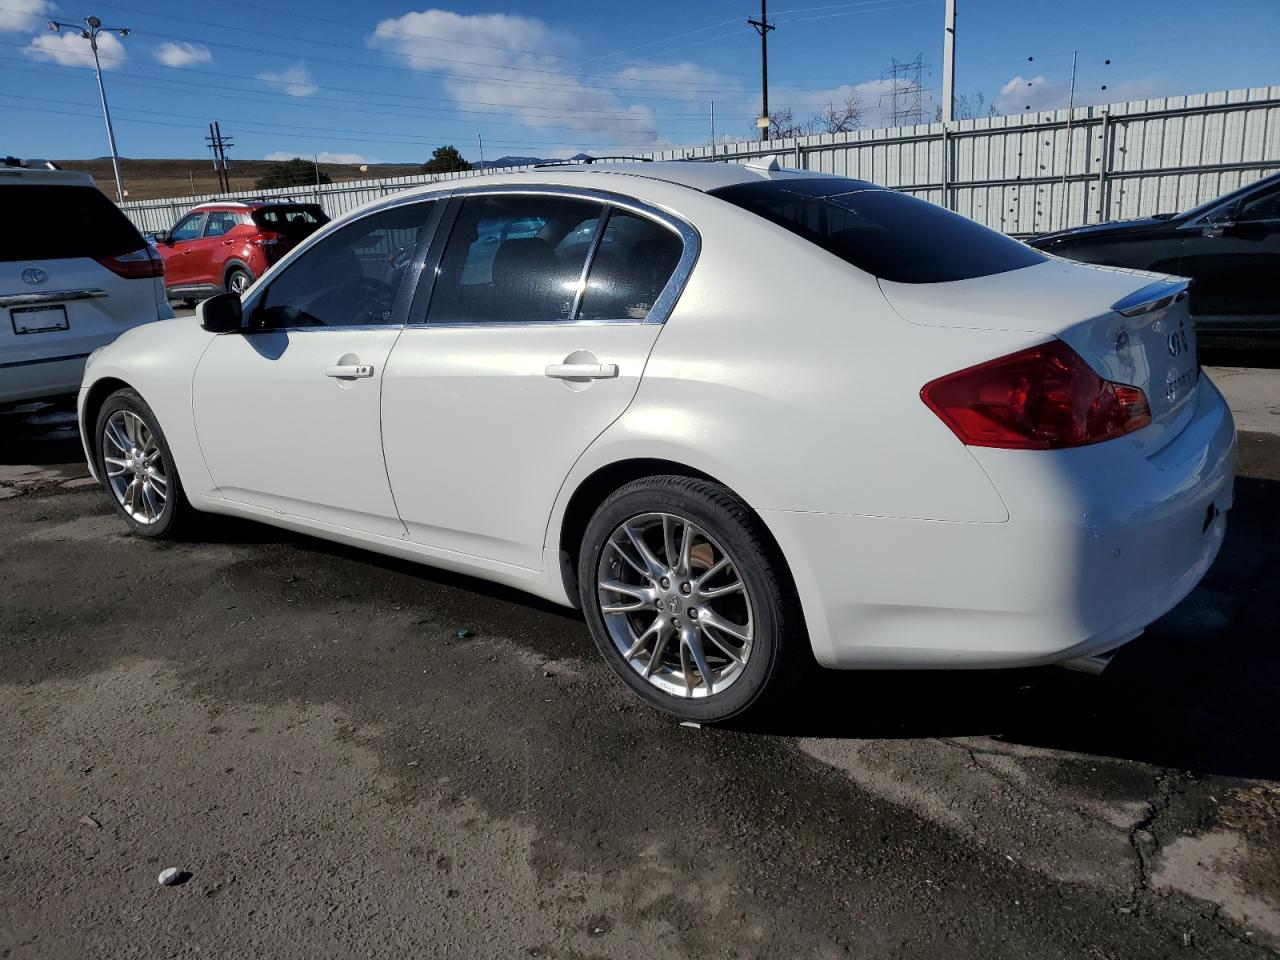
top-left (881, 55), bottom-right (926, 127)
top-left (205, 121), bottom-right (234, 193)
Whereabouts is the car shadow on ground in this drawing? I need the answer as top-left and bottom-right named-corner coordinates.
top-left (745, 472), bottom-right (1280, 782)
top-left (0, 400), bottom-right (82, 467)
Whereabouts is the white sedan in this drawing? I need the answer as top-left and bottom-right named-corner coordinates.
top-left (78, 160), bottom-right (1236, 721)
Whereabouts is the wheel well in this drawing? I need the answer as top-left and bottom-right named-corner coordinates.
top-left (222, 260), bottom-right (252, 284)
top-left (80, 377), bottom-right (132, 458)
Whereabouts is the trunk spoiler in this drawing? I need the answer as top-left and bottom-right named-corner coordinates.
top-left (1111, 277), bottom-right (1190, 318)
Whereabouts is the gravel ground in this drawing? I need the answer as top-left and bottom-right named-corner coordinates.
top-left (1, 370), bottom-right (1278, 960)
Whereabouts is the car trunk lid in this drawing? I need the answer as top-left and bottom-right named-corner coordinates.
top-left (879, 258), bottom-right (1199, 454)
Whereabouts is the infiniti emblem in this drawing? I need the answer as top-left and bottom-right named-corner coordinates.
top-left (1167, 328), bottom-right (1189, 357)
top-left (21, 267), bottom-right (47, 285)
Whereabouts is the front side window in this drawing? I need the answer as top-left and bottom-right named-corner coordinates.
top-left (170, 213), bottom-right (204, 243)
top-left (204, 211), bottom-right (240, 238)
top-left (427, 194), bottom-right (604, 323)
top-left (578, 209), bottom-right (683, 320)
top-left (1236, 183), bottom-right (1280, 222)
top-left (251, 202), bottom-right (434, 329)
top-left (710, 178), bottom-right (1045, 284)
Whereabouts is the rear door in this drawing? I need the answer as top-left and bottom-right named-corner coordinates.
top-left (1, 181), bottom-right (162, 398)
top-left (201, 210), bottom-right (243, 288)
top-left (381, 190), bottom-right (692, 569)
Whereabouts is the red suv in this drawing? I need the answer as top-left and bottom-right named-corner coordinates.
top-left (152, 200), bottom-right (329, 301)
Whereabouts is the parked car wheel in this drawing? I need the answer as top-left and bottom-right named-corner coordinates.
top-left (95, 389), bottom-right (194, 539)
top-left (225, 267), bottom-right (254, 295)
top-left (578, 476), bottom-right (805, 722)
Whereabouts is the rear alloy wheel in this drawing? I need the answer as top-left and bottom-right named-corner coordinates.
top-left (225, 267), bottom-right (253, 295)
top-left (95, 389), bottom-right (194, 539)
top-left (579, 476), bottom-right (805, 722)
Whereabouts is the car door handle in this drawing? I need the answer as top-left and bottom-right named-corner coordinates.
top-left (324, 364), bottom-right (375, 379)
top-left (222, 238), bottom-right (235, 245)
top-left (544, 362), bottom-right (618, 380)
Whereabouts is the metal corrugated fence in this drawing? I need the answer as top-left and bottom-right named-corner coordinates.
top-left (120, 84), bottom-right (1280, 237)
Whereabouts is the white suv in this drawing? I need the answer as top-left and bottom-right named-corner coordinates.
top-left (0, 159), bottom-right (171, 407)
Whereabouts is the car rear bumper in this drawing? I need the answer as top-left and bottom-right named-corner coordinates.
top-left (764, 378), bottom-right (1237, 669)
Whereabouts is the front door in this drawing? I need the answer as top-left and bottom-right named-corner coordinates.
top-left (1179, 178), bottom-right (1280, 332)
top-left (192, 200), bottom-right (437, 537)
top-left (161, 211), bottom-right (205, 288)
top-left (381, 192), bottom-right (690, 570)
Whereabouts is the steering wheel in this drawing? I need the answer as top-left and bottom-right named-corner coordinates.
top-left (349, 277), bottom-right (397, 324)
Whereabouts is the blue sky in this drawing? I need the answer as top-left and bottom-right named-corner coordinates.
top-left (1, 0), bottom-right (1277, 164)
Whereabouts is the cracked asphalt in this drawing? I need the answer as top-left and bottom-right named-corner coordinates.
top-left (1, 369), bottom-right (1278, 959)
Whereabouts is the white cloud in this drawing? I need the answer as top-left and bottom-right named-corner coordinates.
top-left (257, 62), bottom-right (318, 97)
top-left (996, 75), bottom-right (1063, 114)
top-left (265, 151), bottom-right (377, 165)
top-left (154, 41), bottom-right (212, 68)
top-left (24, 30), bottom-right (127, 69)
top-left (0, 0), bottom-right (52, 33)
top-left (367, 9), bottom-right (674, 145)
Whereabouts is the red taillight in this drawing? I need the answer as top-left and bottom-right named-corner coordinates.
top-left (921, 340), bottom-right (1151, 450)
top-left (96, 246), bottom-right (165, 279)
top-left (250, 231), bottom-right (283, 247)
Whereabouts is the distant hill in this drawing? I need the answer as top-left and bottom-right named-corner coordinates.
top-left (56, 158), bottom-right (426, 202)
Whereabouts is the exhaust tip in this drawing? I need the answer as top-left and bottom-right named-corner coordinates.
top-left (1060, 652), bottom-right (1115, 676)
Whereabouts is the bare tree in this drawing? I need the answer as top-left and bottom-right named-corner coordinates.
top-left (820, 94), bottom-right (864, 133)
top-left (954, 91), bottom-right (998, 120)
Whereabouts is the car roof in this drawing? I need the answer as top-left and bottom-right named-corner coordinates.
top-left (191, 198), bottom-right (321, 211)
top-left (0, 167), bottom-right (96, 187)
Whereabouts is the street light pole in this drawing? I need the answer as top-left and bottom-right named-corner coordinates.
top-left (48, 16), bottom-right (130, 202)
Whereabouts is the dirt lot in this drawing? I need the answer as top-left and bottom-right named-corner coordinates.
top-left (1, 370), bottom-right (1278, 959)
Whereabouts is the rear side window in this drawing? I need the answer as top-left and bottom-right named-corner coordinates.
top-left (203, 211), bottom-right (240, 237)
top-left (251, 205), bottom-right (330, 235)
top-left (578, 209), bottom-right (683, 320)
top-left (427, 194), bottom-right (604, 323)
top-left (710, 181), bottom-right (1045, 283)
top-left (0, 184), bottom-right (144, 262)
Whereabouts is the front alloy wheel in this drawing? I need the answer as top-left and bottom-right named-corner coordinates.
top-left (102, 409), bottom-right (168, 524)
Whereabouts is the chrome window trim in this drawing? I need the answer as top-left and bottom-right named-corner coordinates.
top-left (240, 194), bottom-right (447, 333)
top-left (0, 288), bottom-right (107, 308)
top-left (414, 183), bottom-right (701, 328)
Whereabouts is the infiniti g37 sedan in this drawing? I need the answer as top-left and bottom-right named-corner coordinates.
top-left (78, 160), bottom-right (1236, 721)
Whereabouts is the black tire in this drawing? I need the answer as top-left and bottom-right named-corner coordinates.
top-left (578, 475), bottom-right (807, 722)
top-left (225, 267), bottom-right (254, 296)
top-left (94, 388), bottom-right (195, 539)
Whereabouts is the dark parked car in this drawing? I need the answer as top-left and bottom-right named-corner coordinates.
top-left (1029, 172), bottom-right (1280, 345)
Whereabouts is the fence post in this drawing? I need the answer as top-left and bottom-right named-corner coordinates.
top-left (1096, 110), bottom-right (1111, 223)
top-left (941, 124), bottom-right (952, 210)
top-left (794, 142), bottom-right (803, 169)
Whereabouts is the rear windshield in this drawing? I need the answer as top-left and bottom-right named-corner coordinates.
top-left (710, 179), bottom-right (1045, 283)
top-left (0, 184), bottom-right (144, 262)
top-left (251, 205), bottom-right (330, 234)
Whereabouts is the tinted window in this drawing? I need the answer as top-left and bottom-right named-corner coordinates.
top-left (0, 185), bottom-right (145, 263)
top-left (427, 194), bottom-right (604, 323)
top-left (252, 205), bottom-right (329, 236)
top-left (578, 209), bottom-right (683, 320)
top-left (1237, 183), bottom-right (1280, 222)
top-left (204, 211), bottom-right (240, 237)
top-left (251, 202), bottom-right (433, 329)
top-left (170, 212), bottom-right (204, 243)
top-left (711, 181), bottom-right (1045, 283)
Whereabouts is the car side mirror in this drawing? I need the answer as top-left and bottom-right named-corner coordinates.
top-left (152, 230), bottom-right (170, 245)
top-left (197, 292), bottom-right (243, 333)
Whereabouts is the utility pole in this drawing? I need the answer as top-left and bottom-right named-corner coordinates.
top-left (710, 101), bottom-right (716, 151)
top-left (477, 133), bottom-right (485, 169)
top-left (1060, 49), bottom-right (1078, 230)
top-left (205, 123), bottom-right (233, 193)
top-left (313, 153), bottom-right (321, 201)
top-left (747, 1), bottom-right (774, 141)
top-left (941, 0), bottom-right (956, 124)
top-left (47, 16), bottom-right (129, 202)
